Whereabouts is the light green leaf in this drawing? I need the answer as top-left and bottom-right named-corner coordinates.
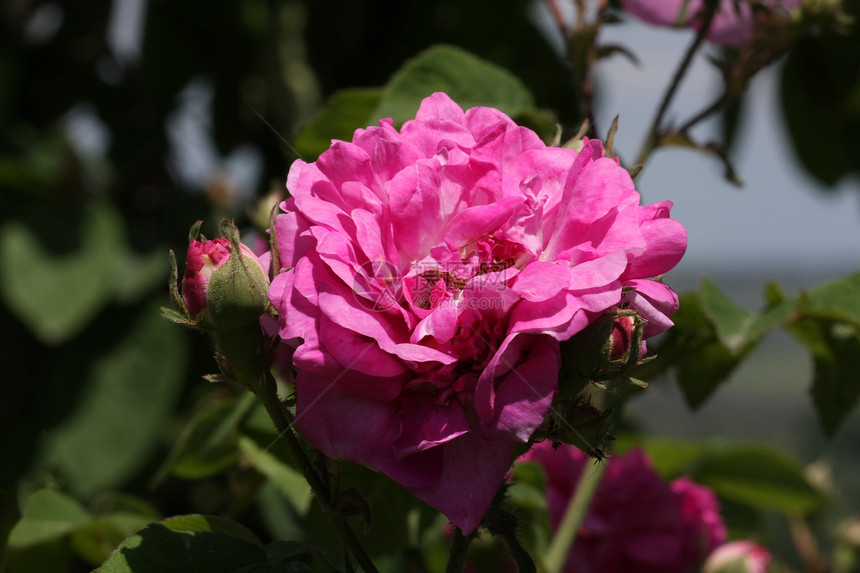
top-left (0, 202), bottom-right (123, 344)
top-left (238, 435), bottom-right (312, 515)
top-left (802, 272), bottom-right (860, 327)
top-left (700, 277), bottom-right (753, 353)
top-left (373, 44), bottom-right (535, 126)
top-left (7, 489), bottom-right (90, 548)
top-left (40, 304), bottom-right (187, 497)
top-left (160, 514), bottom-right (263, 548)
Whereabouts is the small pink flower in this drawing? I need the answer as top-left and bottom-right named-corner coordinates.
top-left (621, 0), bottom-right (801, 46)
top-left (270, 93), bottom-right (686, 532)
top-left (522, 443), bottom-right (725, 573)
top-left (704, 541), bottom-right (772, 573)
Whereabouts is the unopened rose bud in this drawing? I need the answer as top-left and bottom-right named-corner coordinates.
top-left (167, 220), bottom-right (270, 331)
top-left (704, 541), bottom-right (772, 573)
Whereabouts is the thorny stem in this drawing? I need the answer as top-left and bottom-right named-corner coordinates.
top-left (544, 459), bottom-right (608, 573)
top-left (444, 526), bottom-right (474, 573)
top-left (635, 0), bottom-right (721, 166)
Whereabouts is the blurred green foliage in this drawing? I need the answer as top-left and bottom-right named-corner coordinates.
top-left (1, 0), bottom-right (859, 572)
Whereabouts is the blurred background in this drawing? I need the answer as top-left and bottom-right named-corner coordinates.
top-left (2, 0), bottom-right (859, 571)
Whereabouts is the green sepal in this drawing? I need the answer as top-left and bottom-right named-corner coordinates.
top-left (201, 220), bottom-right (270, 332)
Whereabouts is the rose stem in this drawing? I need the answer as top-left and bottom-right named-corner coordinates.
top-left (543, 459), bottom-right (608, 573)
top-left (216, 326), bottom-right (378, 573)
top-left (254, 371), bottom-right (379, 573)
top-left (635, 0), bottom-right (721, 166)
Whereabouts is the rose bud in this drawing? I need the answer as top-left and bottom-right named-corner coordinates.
top-left (166, 220), bottom-right (269, 332)
top-left (703, 541), bottom-right (772, 573)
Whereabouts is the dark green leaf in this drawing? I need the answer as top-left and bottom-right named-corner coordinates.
top-left (373, 44), bottom-right (535, 126)
top-left (40, 304), bottom-right (187, 497)
top-left (779, 36), bottom-right (860, 186)
top-left (676, 337), bottom-right (745, 411)
top-left (97, 517), bottom-right (266, 573)
top-left (264, 540), bottom-right (321, 564)
top-left (0, 202), bottom-right (123, 344)
top-left (786, 317), bottom-right (860, 436)
top-left (694, 445), bottom-right (829, 514)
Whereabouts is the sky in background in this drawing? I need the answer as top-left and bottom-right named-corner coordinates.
top-left (592, 18), bottom-right (860, 279)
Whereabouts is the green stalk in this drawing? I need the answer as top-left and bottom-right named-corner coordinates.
top-left (215, 326), bottom-right (378, 573)
top-left (543, 460), bottom-right (607, 573)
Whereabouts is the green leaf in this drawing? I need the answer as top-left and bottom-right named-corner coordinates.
top-left (293, 88), bottom-right (384, 160)
top-left (786, 317), bottom-right (860, 436)
top-left (779, 35), bottom-right (860, 186)
top-left (694, 445), bottom-right (829, 514)
top-left (238, 435), bottom-right (312, 515)
top-left (0, 201), bottom-right (123, 344)
top-left (40, 304), bottom-right (187, 497)
top-left (802, 272), bottom-right (860, 327)
top-left (69, 494), bottom-right (162, 566)
top-left (676, 340), bottom-right (745, 410)
top-left (373, 44), bottom-right (535, 126)
top-left (700, 277), bottom-right (753, 353)
top-left (155, 392), bottom-right (255, 483)
top-left (97, 515), bottom-right (266, 573)
top-left (160, 515), bottom-right (263, 547)
top-left (7, 489), bottom-right (90, 549)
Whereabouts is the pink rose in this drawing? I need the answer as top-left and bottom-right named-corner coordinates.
top-left (704, 541), bottom-right (772, 573)
top-left (621, 0), bottom-right (801, 46)
top-left (522, 443), bottom-right (726, 573)
top-left (269, 92), bottom-right (686, 532)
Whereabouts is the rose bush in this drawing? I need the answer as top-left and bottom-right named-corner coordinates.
top-left (523, 443), bottom-right (727, 573)
top-left (621, 0), bottom-right (801, 46)
top-left (269, 92), bottom-right (687, 532)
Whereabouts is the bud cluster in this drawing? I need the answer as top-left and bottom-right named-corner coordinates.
top-left (163, 219), bottom-right (270, 332)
